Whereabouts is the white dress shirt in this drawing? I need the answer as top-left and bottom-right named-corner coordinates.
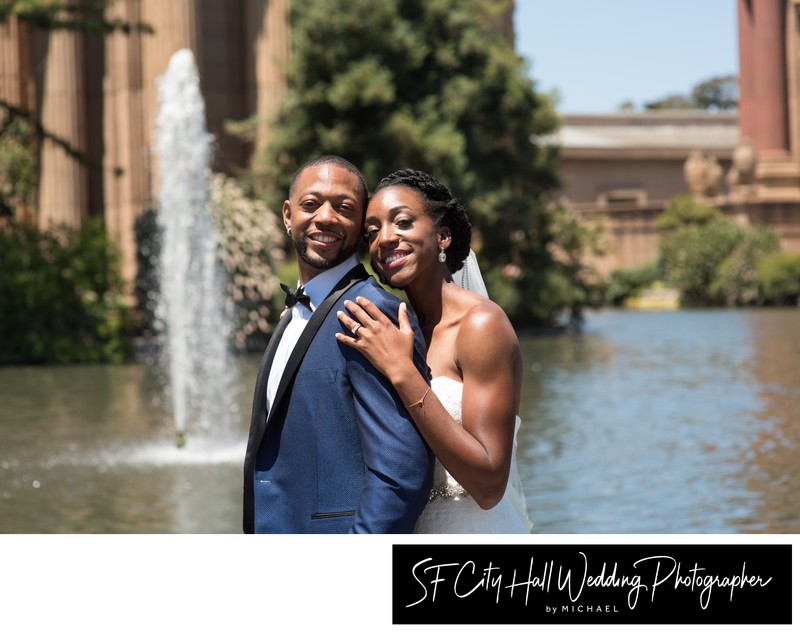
top-left (265, 253), bottom-right (361, 414)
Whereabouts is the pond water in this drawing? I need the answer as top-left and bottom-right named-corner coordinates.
top-left (1, 308), bottom-right (798, 534)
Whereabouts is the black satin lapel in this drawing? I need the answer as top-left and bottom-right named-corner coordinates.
top-left (267, 264), bottom-right (369, 423)
top-left (248, 310), bottom-right (292, 444)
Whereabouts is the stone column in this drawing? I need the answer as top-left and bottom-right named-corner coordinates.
top-left (141, 0), bottom-right (201, 198)
top-left (245, 0), bottom-right (291, 161)
top-left (786, 0), bottom-right (800, 159)
top-left (37, 28), bottom-right (89, 229)
top-left (199, 0), bottom-right (246, 173)
top-left (0, 17), bottom-right (24, 106)
top-left (737, 0), bottom-right (790, 157)
top-left (103, 0), bottom-right (150, 289)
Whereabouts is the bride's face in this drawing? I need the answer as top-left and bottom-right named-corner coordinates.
top-left (364, 186), bottom-right (447, 288)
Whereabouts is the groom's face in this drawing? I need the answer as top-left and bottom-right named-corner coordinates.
top-left (283, 163), bottom-right (366, 283)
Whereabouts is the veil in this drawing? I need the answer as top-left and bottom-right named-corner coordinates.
top-left (454, 250), bottom-right (533, 532)
top-left (452, 249), bottom-right (488, 297)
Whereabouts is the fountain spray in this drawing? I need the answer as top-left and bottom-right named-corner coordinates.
top-left (154, 49), bottom-right (237, 447)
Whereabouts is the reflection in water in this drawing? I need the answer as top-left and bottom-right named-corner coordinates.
top-left (740, 310), bottom-right (800, 533)
top-left (0, 358), bottom-right (257, 533)
top-left (1, 309), bottom-right (798, 533)
top-left (517, 309), bottom-right (796, 534)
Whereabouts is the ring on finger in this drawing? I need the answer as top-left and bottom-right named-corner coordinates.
top-left (351, 323), bottom-right (362, 335)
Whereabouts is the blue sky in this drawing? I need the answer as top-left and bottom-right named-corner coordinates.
top-left (514, 0), bottom-right (738, 113)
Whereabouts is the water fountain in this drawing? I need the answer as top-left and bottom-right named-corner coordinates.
top-left (154, 49), bottom-right (238, 448)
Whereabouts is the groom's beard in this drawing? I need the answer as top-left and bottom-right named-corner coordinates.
top-left (294, 232), bottom-right (355, 271)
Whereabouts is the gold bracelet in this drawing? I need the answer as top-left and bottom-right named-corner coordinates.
top-left (405, 386), bottom-right (431, 410)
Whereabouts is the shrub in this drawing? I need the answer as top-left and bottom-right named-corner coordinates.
top-left (0, 218), bottom-right (133, 364)
top-left (133, 207), bottom-right (161, 337)
top-left (208, 173), bottom-right (286, 351)
top-left (135, 174), bottom-right (286, 352)
top-left (657, 194), bottom-right (723, 231)
top-left (604, 259), bottom-right (662, 305)
top-left (710, 225), bottom-right (780, 306)
top-left (659, 219), bottom-right (744, 306)
top-left (757, 252), bottom-right (800, 305)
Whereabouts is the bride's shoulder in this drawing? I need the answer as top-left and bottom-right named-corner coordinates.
top-left (460, 293), bottom-right (509, 325)
top-left (456, 296), bottom-right (516, 348)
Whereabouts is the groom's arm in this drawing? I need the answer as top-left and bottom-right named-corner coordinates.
top-left (347, 294), bottom-right (433, 533)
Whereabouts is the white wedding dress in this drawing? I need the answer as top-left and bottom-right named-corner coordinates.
top-left (412, 376), bottom-right (533, 534)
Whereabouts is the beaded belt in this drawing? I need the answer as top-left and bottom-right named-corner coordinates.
top-left (428, 482), bottom-right (468, 501)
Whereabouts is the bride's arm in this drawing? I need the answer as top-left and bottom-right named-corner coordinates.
top-left (336, 297), bottom-right (521, 510)
top-left (429, 303), bottom-right (520, 508)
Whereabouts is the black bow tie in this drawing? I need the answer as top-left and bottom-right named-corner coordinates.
top-left (281, 283), bottom-right (312, 310)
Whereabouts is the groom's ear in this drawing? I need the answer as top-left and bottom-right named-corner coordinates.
top-left (282, 199), bottom-right (292, 232)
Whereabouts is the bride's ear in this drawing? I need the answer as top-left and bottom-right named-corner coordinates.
top-left (437, 227), bottom-right (452, 250)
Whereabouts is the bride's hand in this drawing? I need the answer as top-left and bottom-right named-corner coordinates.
top-left (335, 297), bottom-right (415, 383)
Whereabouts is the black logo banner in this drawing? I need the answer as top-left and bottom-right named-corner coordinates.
top-left (392, 544), bottom-right (791, 625)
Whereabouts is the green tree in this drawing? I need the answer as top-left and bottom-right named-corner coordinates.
top-left (756, 253), bottom-right (800, 305)
top-left (710, 225), bottom-right (780, 306)
top-left (657, 195), bottom-right (782, 306)
top-left (640, 74), bottom-right (738, 111)
top-left (254, 0), bottom-right (593, 327)
top-left (644, 93), bottom-right (696, 110)
top-left (660, 220), bottom-right (743, 305)
top-left (656, 194), bottom-right (724, 231)
top-left (691, 74), bottom-right (738, 111)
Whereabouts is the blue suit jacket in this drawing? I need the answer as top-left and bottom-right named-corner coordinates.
top-left (243, 264), bottom-right (433, 533)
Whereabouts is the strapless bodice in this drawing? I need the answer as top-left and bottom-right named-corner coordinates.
top-left (412, 376), bottom-right (532, 534)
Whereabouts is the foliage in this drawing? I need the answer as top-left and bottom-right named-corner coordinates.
top-left (657, 195), bottom-right (783, 307)
top-left (0, 218), bottom-right (133, 364)
top-left (133, 208), bottom-right (161, 337)
top-left (656, 195), bottom-right (724, 231)
top-left (0, 0), bottom-right (152, 35)
top-left (246, 0), bottom-right (596, 327)
top-left (135, 175), bottom-right (287, 352)
top-left (756, 253), bottom-right (800, 305)
top-left (659, 216), bottom-right (743, 306)
top-left (644, 93), bottom-right (696, 110)
top-left (710, 226), bottom-right (780, 306)
top-left (641, 74), bottom-right (738, 111)
top-left (207, 173), bottom-right (286, 351)
top-left (604, 259), bottom-right (662, 305)
top-left (691, 74), bottom-right (738, 111)
top-left (0, 116), bottom-right (36, 216)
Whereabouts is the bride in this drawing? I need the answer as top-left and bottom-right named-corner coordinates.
top-left (335, 169), bottom-right (532, 533)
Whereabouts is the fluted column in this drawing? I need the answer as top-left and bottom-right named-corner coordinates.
top-left (0, 17), bottom-right (24, 105)
top-left (737, 0), bottom-right (756, 145)
top-left (103, 0), bottom-right (149, 289)
top-left (141, 0), bottom-right (201, 198)
top-left (37, 28), bottom-right (89, 229)
top-left (738, 0), bottom-right (790, 157)
top-left (245, 0), bottom-right (291, 160)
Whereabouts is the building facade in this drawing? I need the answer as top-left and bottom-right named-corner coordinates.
top-left (3, 0), bottom-right (800, 286)
top-left (553, 0), bottom-right (800, 275)
top-left (549, 110), bottom-right (739, 274)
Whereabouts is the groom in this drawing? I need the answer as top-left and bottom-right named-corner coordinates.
top-left (243, 155), bottom-right (433, 533)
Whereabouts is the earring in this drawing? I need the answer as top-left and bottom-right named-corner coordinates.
top-left (438, 247), bottom-right (447, 263)
top-left (286, 227), bottom-right (292, 236)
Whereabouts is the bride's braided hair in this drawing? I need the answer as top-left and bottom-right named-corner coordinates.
top-left (374, 169), bottom-right (471, 273)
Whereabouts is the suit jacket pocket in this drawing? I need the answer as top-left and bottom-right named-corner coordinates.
top-left (292, 367), bottom-right (365, 518)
